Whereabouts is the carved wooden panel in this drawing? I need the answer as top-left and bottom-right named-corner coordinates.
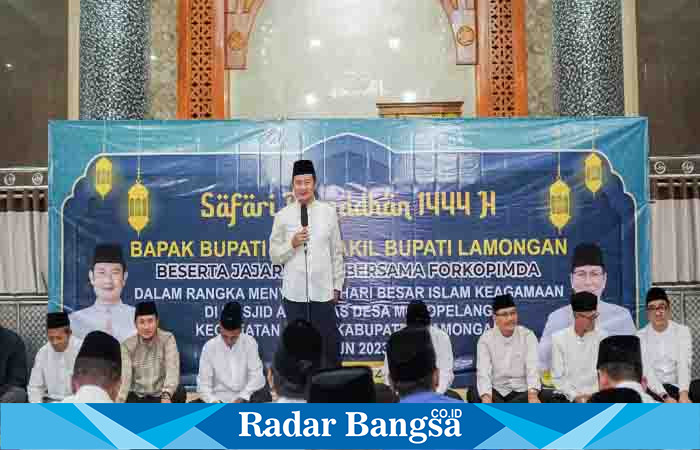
top-left (225, 0), bottom-right (265, 69)
top-left (177, 0), bottom-right (227, 119)
top-left (440, 0), bottom-right (478, 65)
top-left (476, 0), bottom-right (527, 116)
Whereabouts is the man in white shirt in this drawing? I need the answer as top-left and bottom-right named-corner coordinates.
top-left (551, 292), bottom-right (605, 403)
top-left (269, 159), bottom-right (344, 368)
top-left (270, 319), bottom-right (323, 403)
top-left (197, 302), bottom-right (265, 403)
top-left (63, 330), bottom-right (122, 403)
top-left (476, 294), bottom-right (541, 403)
top-left (638, 287), bottom-right (699, 403)
top-left (70, 244), bottom-right (136, 343)
top-left (539, 243), bottom-right (636, 372)
top-left (382, 300), bottom-right (454, 394)
top-left (28, 312), bottom-right (82, 403)
top-left (596, 335), bottom-right (656, 403)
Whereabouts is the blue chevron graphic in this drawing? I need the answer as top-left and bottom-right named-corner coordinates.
top-left (488, 404), bottom-right (610, 435)
top-left (474, 426), bottom-right (537, 449)
top-left (585, 403), bottom-right (660, 446)
top-left (40, 404), bottom-right (114, 446)
top-left (585, 405), bottom-right (700, 449)
top-left (138, 403), bottom-right (225, 448)
top-left (89, 403), bottom-right (212, 434)
top-left (163, 426), bottom-right (226, 449)
top-left (2, 404), bottom-right (115, 449)
top-left (475, 404), bottom-right (562, 448)
top-left (75, 404), bottom-right (157, 449)
top-left (544, 403), bottom-right (624, 449)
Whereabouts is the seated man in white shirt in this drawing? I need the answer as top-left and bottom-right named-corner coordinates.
top-left (269, 319), bottom-right (323, 403)
top-left (63, 330), bottom-right (122, 403)
top-left (28, 312), bottom-right (82, 403)
top-left (539, 243), bottom-right (635, 373)
top-left (475, 294), bottom-right (541, 403)
top-left (596, 335), bottom-right (656, 403)
top-left (638, 287), bottom-right (699, 403)
top-left (197, 302), bottom-right (265, 403)
top-left (382, 300), bottom-right (454, 394)
top-left (551, 292), bottom-right (605, 403)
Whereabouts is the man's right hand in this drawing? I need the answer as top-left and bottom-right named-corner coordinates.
top-left (481, 394), bottom-right (493, 403)
top-left (291, 227), bottom-right (309, 248)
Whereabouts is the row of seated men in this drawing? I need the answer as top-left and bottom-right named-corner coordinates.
top-left (0, 307), bottom-right (659, 406)
top-left (0, 285), bottom-right (697, 404)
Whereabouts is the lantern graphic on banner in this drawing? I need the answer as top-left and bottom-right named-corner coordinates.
top-left (585, 152), bottom-right (603, 194)
top-left (95, 156), bottom-right (113, 199)
top-left (128, 154), bottom-right (149, 235)
top-left (128, 180), bottom-right (149, 235)
top-left (549, 178), bottom-right (571, 232)
top-left (549, 150), bottom-right (571, 233)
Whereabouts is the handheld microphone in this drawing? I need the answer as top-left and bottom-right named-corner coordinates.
top-left (300, 203), bottom-right (310, 320)
top-left (301, 204), bottom-right (308, 227)
top-left (300, 204), bottom-right (308, 251)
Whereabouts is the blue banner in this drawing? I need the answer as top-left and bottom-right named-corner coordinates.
top-left (49, 118), bottom-right (649, 386)
top-left (3, 403), bottom-right (696, 449)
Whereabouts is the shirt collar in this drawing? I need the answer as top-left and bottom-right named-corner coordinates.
top-left (276, 396), bottom-right (306, 403)
top-left (137, 330), bottom-right (159, 346)
top-left (615, 381), bottom-right (645, 396)
top-left (75, 385), bottom-right (113, 402)
top-left (295, 198), bottom-right (317, 209)
top-left (651, 321), bottom-right (672, 335)
top-left (218, 333), bottom-right (242, 351)
top-left (495, 326), bottom-right (517, 341)
top-left (92, 300), bottom-right (125, 311)
top-left (48, 336), bottom-right (80, 355)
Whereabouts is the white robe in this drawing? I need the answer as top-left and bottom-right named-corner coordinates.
top-left (70, 301), bottom-right (136, 343)
top-left (476, 325), bottom-right (540, 397)
top-left (28, 336), bottom-right (82, 403)
top-left (638, 321), bottom-right (693, 395)
top-left (197, 333), bottom-right (265, 403)
top-left (269, 200), bottom-right (344, 302)
top-left (539, 300), bottom-right (635, 370)
top-left (551, 326), bottom-right (605, 401)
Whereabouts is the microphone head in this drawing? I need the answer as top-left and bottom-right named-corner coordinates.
top-left (300, 204), bottom-right (308, 227)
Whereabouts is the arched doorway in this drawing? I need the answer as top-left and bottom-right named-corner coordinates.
top-left (229, 0), bottom-right (475, 118)
top-left (177, 0), bottom-right (527, 119)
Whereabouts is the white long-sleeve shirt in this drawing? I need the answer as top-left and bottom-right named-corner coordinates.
top-left (614, 381), bottom-right (658, 403)
top-left (28, 336), bottom-right (82, 403)
top-left (69, 301), bottom-right (136, 343)
top-left (197, 333), bottom-right (265, 403)
top-left (539, 300), bottom-right (635, 370)
top-left (551, 326), bottom-right (605, 401)
top-left (269, 200), bottom-right (344, 302)
top-left (476, 325), bottom-right (540, 397)
top-left (638, 321), bottom-right (693, 394)
top-left (382, 325), bottom-right (455, 393)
